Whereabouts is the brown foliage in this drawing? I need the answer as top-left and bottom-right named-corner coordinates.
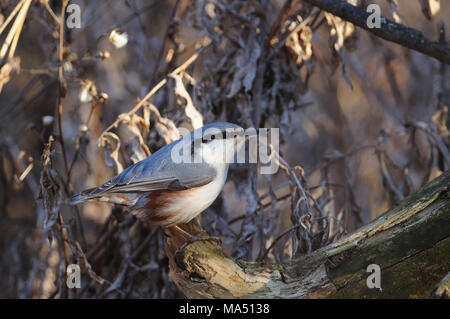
top-left (0, 0), bottom-right (449, 298)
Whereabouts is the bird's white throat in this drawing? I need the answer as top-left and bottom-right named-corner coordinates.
top-left (199, 137), bottom-right (245, 165)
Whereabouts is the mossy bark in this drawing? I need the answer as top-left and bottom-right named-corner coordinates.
top-left (166, 170), bottom-right (450, 299)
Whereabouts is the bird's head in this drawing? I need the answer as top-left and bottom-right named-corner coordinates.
top-left (190, 122), bottom-right (252, 165)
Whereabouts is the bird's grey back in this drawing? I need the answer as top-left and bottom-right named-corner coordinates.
top-left (78, 122), bottom-right (241, 196)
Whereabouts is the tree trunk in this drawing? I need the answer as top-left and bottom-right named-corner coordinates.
top-left (165, 170), bottom-right (450, 298)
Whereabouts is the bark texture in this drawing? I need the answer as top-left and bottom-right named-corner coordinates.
top-left (166, 170), bottom-right (450, 298)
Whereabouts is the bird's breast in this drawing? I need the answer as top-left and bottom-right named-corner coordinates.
top-left (136, 167), bottom-right (228, 226)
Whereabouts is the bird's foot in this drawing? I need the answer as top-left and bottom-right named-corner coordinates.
top-left (171, 225), bottom-right (222, 248)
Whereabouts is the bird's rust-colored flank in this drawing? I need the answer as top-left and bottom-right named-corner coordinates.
top-left (143, 189), bottom-right (195, 224)
top-left (145, 189), bottom-right (195, 210)
top-left (117, 194), bottom-right (130, 203)
top-left (146, 212), bottom-right (177, 224)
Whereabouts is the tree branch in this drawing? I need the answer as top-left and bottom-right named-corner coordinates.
top-left (302, 0), bottom-right (450, 65)
top-left (166, 170), bottom-right (450, 298)
top-left (428, 272), bottom-right (450, 299)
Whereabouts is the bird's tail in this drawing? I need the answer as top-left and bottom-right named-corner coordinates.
top-left (69, 186), bottom-right (102, 205)
top-left (70, 193), bottom-right (88, 205)
top-left (70, 185), bottom-right (136, 206)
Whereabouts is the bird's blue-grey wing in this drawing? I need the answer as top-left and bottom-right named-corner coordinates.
top-left (106, 161), bottom-right (217, 193)
top-left (70, 141), bottom-right (216, 204)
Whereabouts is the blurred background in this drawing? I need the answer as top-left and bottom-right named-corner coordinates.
top-left (0, 0), bottom-right (448, 298)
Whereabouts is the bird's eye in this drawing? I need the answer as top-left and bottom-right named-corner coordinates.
top-left (201, 135), bottom-right (212, 143)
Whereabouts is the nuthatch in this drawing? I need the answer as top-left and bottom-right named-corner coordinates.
top-left (70, 122), bottom-right (248, 239)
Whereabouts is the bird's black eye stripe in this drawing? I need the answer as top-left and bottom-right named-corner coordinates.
top-left (201, 135), bottom-right (215, 143)
top-left (198, 129), bottom-right (240, 143)
top-left (200, 131), bottom-right (228, 143)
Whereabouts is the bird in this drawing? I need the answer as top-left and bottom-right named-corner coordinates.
top-left (70, 122), bottom-right (247, 241)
